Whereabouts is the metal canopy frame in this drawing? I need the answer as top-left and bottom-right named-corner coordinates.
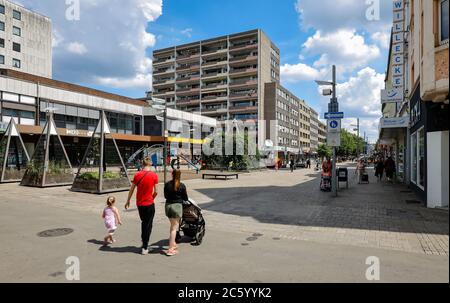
top-left (71, 111), bottom-right (131, 194)
top-left (20, 111), bottom-right (74, 188)
top-left (0, 119), bottom-right (30, 183)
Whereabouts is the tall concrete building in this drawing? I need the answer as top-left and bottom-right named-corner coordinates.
top-left (152, 29), bottom-right (280, 145)
top-left (0, 0), bottom-right (52, 78)
top-left (264, 82), bottom-right (301, 159)
top-left (309, 108), bottom-right (319, 155)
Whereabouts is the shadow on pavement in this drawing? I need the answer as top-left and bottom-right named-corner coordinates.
top-left (196, 168), bottom-right (449, 236)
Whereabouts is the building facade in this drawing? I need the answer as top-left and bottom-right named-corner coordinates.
top-left (152, 29), bottom-right (281, 147)
top-left (0, 0), bottom-right (52, 78)
top-left (309, 108), bottom-right (319, 155)
top-left (379, 0), bottom-right (449, 208)
top-left (264, 82), bottom-right (301, 160)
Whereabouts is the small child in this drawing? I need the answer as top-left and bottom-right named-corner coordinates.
top-left (102, 196), bottom-right (122, 245)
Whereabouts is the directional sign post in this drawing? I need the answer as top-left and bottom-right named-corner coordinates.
top-left (324, 112), bottom-right (345, 120)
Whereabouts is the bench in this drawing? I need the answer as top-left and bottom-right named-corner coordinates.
top-left (202, 173), bottom-right (239, 180)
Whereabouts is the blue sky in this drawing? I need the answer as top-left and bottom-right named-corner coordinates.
top-left (20, 0), bottom-right (394, 142)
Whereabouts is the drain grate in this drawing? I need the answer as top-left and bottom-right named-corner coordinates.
top-left (38, 228), bottom-right (74, 238)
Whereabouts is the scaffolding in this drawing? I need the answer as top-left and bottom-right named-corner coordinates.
top-left (20, 111), bottom-right (74, 187)
top-left (0, 119), bottom-right (30, 183)
top-left (71, 111), bottom-right (131, 194)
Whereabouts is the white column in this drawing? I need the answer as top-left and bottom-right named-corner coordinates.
top-left (427, 131), bottom-right (449, 208)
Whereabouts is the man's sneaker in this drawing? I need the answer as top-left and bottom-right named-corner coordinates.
top-left (141, 248), bottom-right (149, 255)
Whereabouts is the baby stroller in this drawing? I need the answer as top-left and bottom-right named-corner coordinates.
top-left (320, 174), bottom-right (332, 192)
top-left (177, 199), bottom-right (206, 245)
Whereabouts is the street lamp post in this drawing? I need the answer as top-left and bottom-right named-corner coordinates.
top-left (151, 98), bottom-right (168, 185)
top-left (316, 65), bottom-right (339, 197)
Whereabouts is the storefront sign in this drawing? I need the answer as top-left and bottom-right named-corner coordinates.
top-left (381, 88), bottom-right (404, 103)
top-left (65, 129), bottom-right (94, 137)
top-left (379, 116), bottom-right (409, 129)
top-left (391, 0), bottom-right (405, 91)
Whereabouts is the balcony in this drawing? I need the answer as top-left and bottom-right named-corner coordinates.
top-left (177, 64), bottom-right (200, 72)
top-left (176, 75), bottom-right (201, 83)
top-left (153, 90), bottom-right (175, 96)
top-left (153, 78), bottom-right (175, 87)
top-left (201, 95), bottom-right (228, 103)
top-left (229, 92), bottom-right (258, 100)
top-left (202, 71), bottom-right (228, 79)
top-left (202, 107), bottom-right (228, 115)
top-left (176, 87), bottom-right (201, 95)
top-left (202, 48), bottom-right (228, 56)
top-left (153, 68), bottom-right (175, 75)
top-left (153, 57), bottom-right (175, 66)
top-left (229, 42), bottom-right (258, 52)
top-left (229, 79), bottom-right (258, 88)
top-left (177, 99), bottom-right (200, 106)
top-left (229, 106), bottom-right (258, 113)
top-left (229, 67), bottom-right (257, 76)
top-left (202, 58), bottom-right (228, 67)
top-left (202, 83), bottom-right (228, 91)
top-left (229, 54), bottom-right (258, 63)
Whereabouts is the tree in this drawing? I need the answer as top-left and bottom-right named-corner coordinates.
top-left (317, 144), bottom-right (331, 159)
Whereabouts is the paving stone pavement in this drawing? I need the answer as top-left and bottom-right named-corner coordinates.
top-left (0, 164), bottom-right (448, 257)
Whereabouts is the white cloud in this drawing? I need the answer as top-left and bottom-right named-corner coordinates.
top-left (66, 42), bottom-right (88, 55)
top-left (371, 31), bottom-right (391, 49)
top-left (303, 29), bottom-right (381, 73)
top-left (181, 28), bottom-right (193, 38)
top-left (317, 67), bottom-right (385, 142)
top-left (280, 63), bottom-right (327, 83)
top-left (20, 0), bottom-right (163, 91)
top-left (295, 0), bottom-right (392, 34)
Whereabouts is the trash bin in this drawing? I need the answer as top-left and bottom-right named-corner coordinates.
top-left (337, 168), bottom-right (349, 189)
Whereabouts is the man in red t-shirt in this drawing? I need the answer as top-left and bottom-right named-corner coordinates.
top-left (125, 158), bottom-right (159, 255)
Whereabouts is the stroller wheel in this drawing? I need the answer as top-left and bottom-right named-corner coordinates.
top-left (195, 227), bottom-right (206, 245)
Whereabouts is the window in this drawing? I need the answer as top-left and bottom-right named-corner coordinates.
top-left (0, 21), bottom-right (4, 31)
top-left (0, 38), bottom-right (4, 48)
top-left (13, 42), bottom-right (21, 53)
top-left (440, 0), bottom-right (449, 43)
top-left (0, 5), bottom-right (5, 14)
top-left (411, 127), bottom-right (425, 189)
top-left (13, 59), bottom-right (21, 68)
top-left (13, 10), bottom-right (21, 20)
top-left (0, 55), bottom-right (4, 65)
top-left (13, 26), bottom-right (21, 36)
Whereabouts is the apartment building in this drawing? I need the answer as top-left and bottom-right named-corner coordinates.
top-left (264, 82), bottom-right (301, 159)
top-left (379, 0), bottom-right (449, 208)
top-left (309, 108), bottom-right (319, 155)
top-left (152, 29), bottom-right (280, 145)
top-left (0, 0), bottom-right (52, 78)
top-left (318, 121), bottom-right (327, 146)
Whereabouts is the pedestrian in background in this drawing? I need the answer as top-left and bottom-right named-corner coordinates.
top-left (290, 157), bottom-right (295, 173)
top-left (375, 157), bottom-right (384, 182)
top-left (384, 156), bottom-right (396, 183)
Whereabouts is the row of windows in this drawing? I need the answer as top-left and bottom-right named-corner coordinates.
top-left (0, 38), bottom-right (21, 51)
top-left (0, 5), bottom-right (22, 20)
top-left (0, 56), bottom-right (21, 68)
top-left (0, 21), bottom-right (22, 36)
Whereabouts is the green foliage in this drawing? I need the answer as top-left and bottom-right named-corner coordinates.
top-left (337, 130), bottom-right (365, 157)
top-left (79, 171), bottom-right (120, 180)
top-left (202, 131), bottom-right (261, 171)
top-left (318, 144), bottom-right (332, 159)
